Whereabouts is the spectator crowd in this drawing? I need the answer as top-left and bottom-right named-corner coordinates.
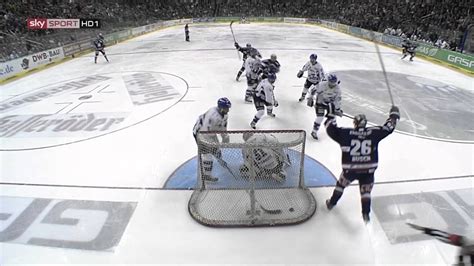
top-left (1, 0), bottom-right (472, 62)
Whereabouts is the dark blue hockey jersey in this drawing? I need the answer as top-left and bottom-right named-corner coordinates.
top-left (325, 117), bottom-right (396, 173)
top-left (94, 39), bottom-right (105, 50)
top-left (261, 58), bottom-right (281, 74)
top-left (236, 45), bottom-right (260, 61)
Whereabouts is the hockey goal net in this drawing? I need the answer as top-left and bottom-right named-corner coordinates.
top-left (188, 130), bottom-right (316, 227)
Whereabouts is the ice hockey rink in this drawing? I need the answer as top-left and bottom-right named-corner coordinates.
top-left (1, 22), bottom-right (473, 265)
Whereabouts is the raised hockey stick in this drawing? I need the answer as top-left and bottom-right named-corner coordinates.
top-left (371, 32), bottom-right (395, 106)
top-left (215, 154), bottom-right (282, 214)
top-left (229, 21), bottom-right (241, 60)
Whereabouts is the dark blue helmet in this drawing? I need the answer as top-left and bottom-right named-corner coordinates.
top-left (310, 53), bottom-right (317, 62)
top-left (217, 97), bottom-right (232, 109)
top-left (267, 73), bottom-right (277, 83)
top-left (353, 114), bottom-right (367, 128)
top-left (327, 73), bottom-right (338, 83)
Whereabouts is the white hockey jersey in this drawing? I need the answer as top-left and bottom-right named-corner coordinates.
top-left (243, 134), bottom-right (285, 171)
top-left (193, 107), bottom-right (228, 139)
top-left (245, 56), bottom-right (261, 80)
top-left (255, 79), bottom-right (275, 105)
top-left (309, 80), bottom-right (341, 109)
top-left (301, 61), bottom-right (325, 83)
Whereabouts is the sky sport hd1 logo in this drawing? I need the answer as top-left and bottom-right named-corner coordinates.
top-left (27, 18), bottom-right (100, 30)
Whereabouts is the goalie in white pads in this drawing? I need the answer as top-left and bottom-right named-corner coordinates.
top-left (239, 132), bottom-right (290, 183)
top-left (306, 73), bottom-right (342, 139)
top-left (250, 73), bottom-right (278, 129)
top-left (297, 53), bottom-right (325, 102)
top-left (193, 97), bottom-right (232, 182)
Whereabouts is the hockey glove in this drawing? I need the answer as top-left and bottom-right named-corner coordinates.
top-left (307, 97), bottom-right (314, 107)
top-left (335, 109), bottom-right (343, 117)
top-left (390, 106), bottom-right (400, 120)
top-left (234, 42), bottom-right (239, 49)
top-left (297, 70), bottom-right (303, 78)
top-left (273, 100), bottom-right (279, 107)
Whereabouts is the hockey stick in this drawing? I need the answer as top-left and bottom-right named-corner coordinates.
top-left (229, 21), bottom-right (241, 60)
top-left (216, 154), bottom-right (282, 214)
top-left (406, 222), bottom-right (425, 231)
top-left (302, 76), bottom-right (340, 84)
top-left (371, 32), bottom-right (395, 106)
top-left (260, 205), bottom-right (282, 214)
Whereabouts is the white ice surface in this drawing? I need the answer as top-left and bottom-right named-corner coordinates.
top-left (0, 23), bottom-right (472, 265)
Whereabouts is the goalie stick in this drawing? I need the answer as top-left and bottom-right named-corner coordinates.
top-left (229, 21), bottom-right (241, 60)
top-left (214, 154), bottom-right (282, 214)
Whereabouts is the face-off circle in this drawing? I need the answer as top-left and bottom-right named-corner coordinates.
top-left (0, 71), bottom-right (188, 150)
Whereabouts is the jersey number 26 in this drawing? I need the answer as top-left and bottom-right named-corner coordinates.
top-left (350, 139), bottom-right (372, 156)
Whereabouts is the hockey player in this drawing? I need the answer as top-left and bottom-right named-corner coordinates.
top-left (244, 48), bottom-right (262, 103)
top-left (261, 53), bottom-right (280, 80)
top-left (325, 105), bottom-right (400, 222)
top-left (408, 223), bottom-right (474, 265)
top-left (239, 132), bottom-right (290, 183)
top-left (94, 33), bottom-right (109, 64)
top-left (192, 97), bottom-right (232, 182)
top-left (250, 73), bottom-right (278, 129)
top-left (401, 38), bottom-right (417, 61)
top-left (297, 53), bottom-right (325, 102)
top-left (306, 73), bottom-right (342, 140)
top-left (235, 42), bottom-right (261, 81)
top-left (184, 24), bottom-right (190, 42)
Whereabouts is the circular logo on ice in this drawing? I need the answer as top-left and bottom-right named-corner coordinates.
top-left (336, 70), bottom-right (473, 142)
top-left (0, 71), bottom-right (188, 150)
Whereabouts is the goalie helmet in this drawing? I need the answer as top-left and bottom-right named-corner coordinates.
top-left (217, 97), bottom-right (232, 109)
top-left (353, 114), bottom-right (367, 128)
top-left (310, 53), bottom-right (317, 64)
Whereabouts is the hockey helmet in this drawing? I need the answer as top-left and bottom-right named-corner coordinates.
top-left (98, 33), bottom-right (104, 39)
top-left (270, 54), bottom-right (277, 61)
top-left (310, 53), bottom-right (317, 63)
top-left (353, 114), bottom-right (367, 128)
top-left (327, 73), bottom-right (338, 87)
top-left (217, 97), bottom-right (232, 109)
top-left (246, 43), bottom-right (252, 48)
top-left (267, 73), bottom-right (277, 83)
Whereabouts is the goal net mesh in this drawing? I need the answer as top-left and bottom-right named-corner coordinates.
top-left (188, 130), bottom-right (316, 227)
